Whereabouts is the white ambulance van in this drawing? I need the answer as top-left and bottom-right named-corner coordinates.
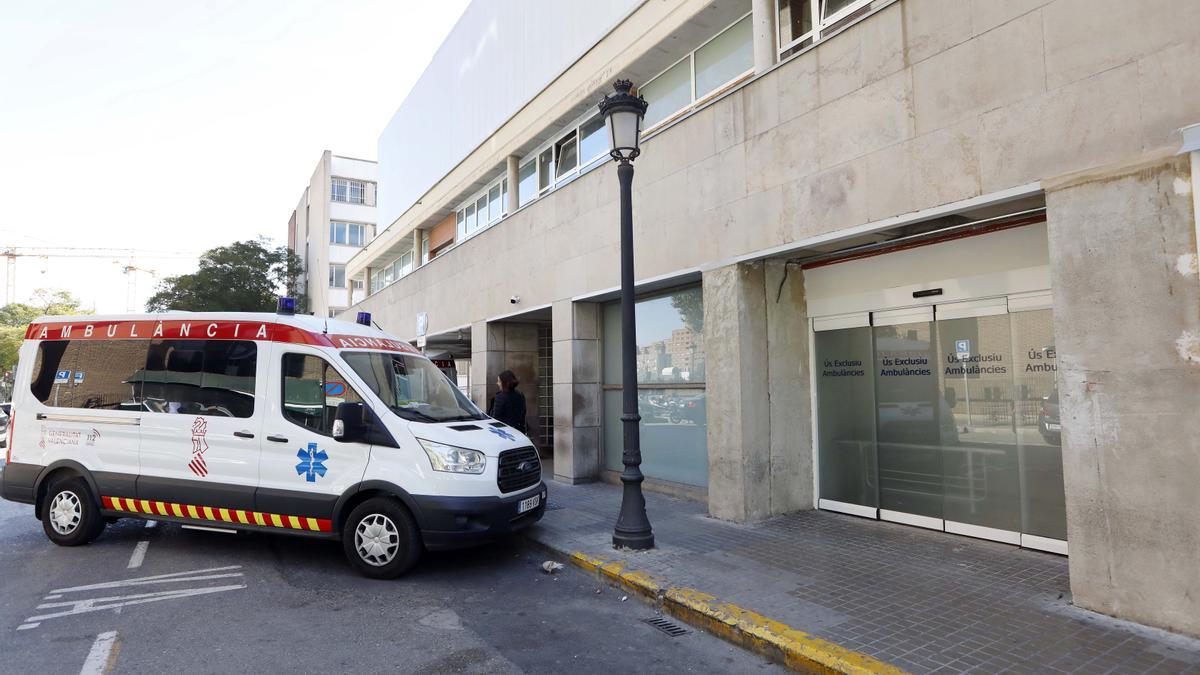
top-left (0, 308), bottom-right (546, 578)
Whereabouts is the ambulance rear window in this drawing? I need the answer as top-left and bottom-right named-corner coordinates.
top-left (31, 340), bottom-right (148, 410)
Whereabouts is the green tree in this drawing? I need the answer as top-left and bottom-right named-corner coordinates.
top-left (146, 238), bottom-right (306, 312)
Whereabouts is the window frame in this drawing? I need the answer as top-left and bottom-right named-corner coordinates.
top-left (775, 0), bottom-right (873, 58)
top-left (331, 177), bottom-right (370, 204)
top-left (279, 351), bottom-right (366, 439)
top-left (329, 263), bottom-right (347, 289)
top-left (639, 11), bottom-right (755, 135)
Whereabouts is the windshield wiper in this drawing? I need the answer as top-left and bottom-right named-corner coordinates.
top-left (438, 414), bottom-right (485, 423)
top-left (391, 407), bottom-right (441, 423)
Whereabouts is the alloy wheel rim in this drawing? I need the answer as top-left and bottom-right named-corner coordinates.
top-left (49, 491), bottom-right (82, 535)
top-left (355, 514), bottom-right (400, 566)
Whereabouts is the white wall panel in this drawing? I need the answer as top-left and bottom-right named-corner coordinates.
top-left (376, 0), bottom-right (641, 228)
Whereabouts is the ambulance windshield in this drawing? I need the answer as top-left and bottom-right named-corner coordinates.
top-left (341, 351), bottom-right (485, 423)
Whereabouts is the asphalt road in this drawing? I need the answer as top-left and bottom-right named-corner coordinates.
top-left (0, 495), bottom-right (782, 674)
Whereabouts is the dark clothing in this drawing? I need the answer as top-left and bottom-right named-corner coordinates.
top-left (489, 388), bottom-right (527, 433)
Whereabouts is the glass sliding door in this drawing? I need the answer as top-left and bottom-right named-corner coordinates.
top-left (935, 302), bottom-right (1021, 543)
top-left (814, 317), bottom-right (877, 514)
top-left (811, 295), bottom-right (1066, 553)
top-left (1010, 308), bottom-right (1067, 551)
top-left (872, 307), bottom-right (943, 526)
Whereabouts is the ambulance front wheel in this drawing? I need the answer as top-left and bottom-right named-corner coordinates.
top-left (41, 477), bottom-right (106, 546)
top-left (342, 497), bottom-right (423, 579)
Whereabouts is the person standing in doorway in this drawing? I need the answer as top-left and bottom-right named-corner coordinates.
top-left (489, 370), bottom-right (527, 433)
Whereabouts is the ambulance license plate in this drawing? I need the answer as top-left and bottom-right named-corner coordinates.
top-left (517, 494), bottom-right (541, 514)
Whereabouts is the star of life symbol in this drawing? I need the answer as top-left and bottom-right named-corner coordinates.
top-left (188, 417), bottom-right (209, 477)
top-left (296, 442), bottom-right (328, 482)
top-left (488, 426), bottom-right (516, 442)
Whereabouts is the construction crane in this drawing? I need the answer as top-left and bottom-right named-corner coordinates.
top-left (0, 246), bottom-right (197, 308)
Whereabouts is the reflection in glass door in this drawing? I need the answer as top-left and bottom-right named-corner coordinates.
top-left (1011, 309), bottom-right (1067, 550)
top-left (815, 325), bottom-right (877, 513)
top-left (935, 311), bottom-right (1021, 542)
top-left (812, 297), bottom-right (1068, 553)
top-left (872, 310), bottom-right (942, 524)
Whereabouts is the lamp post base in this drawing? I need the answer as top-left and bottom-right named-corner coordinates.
top-left (612, 468), bottom-right (654, 550)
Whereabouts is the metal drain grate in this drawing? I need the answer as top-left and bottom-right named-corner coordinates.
top-left (642, 616), bottom-right (689, 637)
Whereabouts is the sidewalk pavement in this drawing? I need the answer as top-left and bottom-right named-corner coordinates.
top-left (523, 478), bottom-right (1200, 674)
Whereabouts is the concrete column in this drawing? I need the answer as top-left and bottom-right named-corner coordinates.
top-left (469, 321), bottom-right (501, 411)
top-left (1045, 153), bottom-right (1200, 637)
top-left (703, 262), bottom-right (771, 522)
top-left (752, 0), bottom-right (777, 74)
top-left (412, 229), bottom-right (422, 269)
top-left (551, 299), bottom-right (602, 483)
top-left (506, 156), bottom-right (520, 214)
top-left (470, 321), bottom-right (539, 435)
top-left (764, 259), bottom-right (813, 512)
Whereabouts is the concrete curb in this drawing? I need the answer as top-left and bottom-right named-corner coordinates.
top-left (525, 535), bottom-right (905, 674)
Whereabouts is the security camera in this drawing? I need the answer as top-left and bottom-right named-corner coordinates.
top-left (510, 295), bottom-right (520, 304)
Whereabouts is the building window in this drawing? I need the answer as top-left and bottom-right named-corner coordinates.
top-left (777, 0), bottom-right (872, 57)
top-left (454, 174), bottom-right (509, 242)
top-left (579, 115), bottom-right (607, 165)
top-left (642, 59), bottom-right (691, 130)
top-left (331, 178), bottom-right (367, 204)
top-left (352, 279), bottom-right (364, 290)
top-left (601, 286), bottom-right (707, 487)
top-left (518, 161), bottom-right (536, 207)
top-left (695, 14), bottom-right (753, 99)
top-left (641, 13), bottom-right (753, 131)
top-left (555, 130), bottom-right (578, 179)
top-left (329, 264), bottom-right (346, 288)
top-left (488, 185), bottom-right (501, 222)
top-left (537, 148), bottom-right (554, 193)
top-left (330, 221), bottom-right (366, 246)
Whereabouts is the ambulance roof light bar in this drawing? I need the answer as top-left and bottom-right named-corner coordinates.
top-left (276, 296), bottom-right (296, 315)
top-left (356, 312), bottom-right (371, 326)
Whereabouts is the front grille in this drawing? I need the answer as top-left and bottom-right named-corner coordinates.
top-left (497, 446), bottom-right (540, 494)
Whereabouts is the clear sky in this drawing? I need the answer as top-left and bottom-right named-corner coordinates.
top-left (0, 0), bottom-right (468, 314)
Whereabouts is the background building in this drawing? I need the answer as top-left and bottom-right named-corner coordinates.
top-left (287, 151), bottom-right (377, 317)
top-left (343, 0), bottom-right (1200, 639)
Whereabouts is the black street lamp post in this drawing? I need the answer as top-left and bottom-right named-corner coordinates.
top-left (599, 80), bottom-right (654, 550)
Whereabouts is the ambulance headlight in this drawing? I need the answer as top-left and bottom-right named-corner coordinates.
top-left (417, 439), bottom-right (486, 474)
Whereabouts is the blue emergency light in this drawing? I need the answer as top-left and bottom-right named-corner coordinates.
top-left (277, 296), bottom-right (296, 315)
top-left (356, 311), bottom-right (372, 326)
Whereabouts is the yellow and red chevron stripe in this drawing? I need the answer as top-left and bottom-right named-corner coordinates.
top-left (101, 496), bottom-right (332, 533)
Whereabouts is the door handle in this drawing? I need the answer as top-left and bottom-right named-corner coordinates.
top-left (267, 435), bottom-right (289, 443)
top-left (234, 431), bottom-right (255, 439)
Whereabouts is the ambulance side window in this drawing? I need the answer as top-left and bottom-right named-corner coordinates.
top-left (281, 353), bottom-right (364, 436)
top-left (141, 339), bottom-right (257, 418)
top-left (30, 340), bottom-right (147, 410)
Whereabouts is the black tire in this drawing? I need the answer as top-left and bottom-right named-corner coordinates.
top-left (341, 497), bottom-right (422, 579)
top-left (41, 477), bottom-right (106, 546)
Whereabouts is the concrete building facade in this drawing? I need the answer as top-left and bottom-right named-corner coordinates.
top-left (287, 151), bottom-right (377, 318)
top-left (345, 0), bottom-right (1200, 638)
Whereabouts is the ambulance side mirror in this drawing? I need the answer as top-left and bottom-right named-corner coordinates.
top-left (333, 401), bottom-right (368, 442)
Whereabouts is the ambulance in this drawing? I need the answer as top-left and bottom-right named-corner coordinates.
top-left (0, 304), bottom-right (546, 578)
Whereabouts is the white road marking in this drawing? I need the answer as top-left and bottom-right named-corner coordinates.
top-left (44, 594), bottom-right (62, 600)
top-left (80, 631), bottom-right (119, 675)
top-left (51, 566), bottom-right (242, 593)
top-left (17, 623), bottom-right (40, 630)
top-left (126, 541), bottom-right (149, 569)
top-left (144, 520), bottom-right (157, 529)
top-left (27, 585), bottom-right (246, 623)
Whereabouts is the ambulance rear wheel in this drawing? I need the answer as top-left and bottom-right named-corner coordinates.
top-left (342, 497), bottom-right (422, 579)
top-left (41, 477), bottom-right (106, 546)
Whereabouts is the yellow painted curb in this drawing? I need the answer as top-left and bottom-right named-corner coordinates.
top-left (567, 551), bottom-right (904, 674)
